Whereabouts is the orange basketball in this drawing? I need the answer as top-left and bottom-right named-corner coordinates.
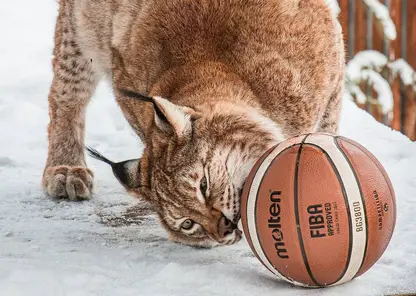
top-left (240, 133), bottom-right (396, 287)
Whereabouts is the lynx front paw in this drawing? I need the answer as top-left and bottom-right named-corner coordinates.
top-left (43, 166), bottom-right (94, 200)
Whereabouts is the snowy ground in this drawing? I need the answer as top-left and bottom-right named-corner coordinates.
top-left (1, 1), bottom-right (415, 296)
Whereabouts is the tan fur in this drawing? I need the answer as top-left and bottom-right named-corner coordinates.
top-left (43, 0), bottom-right (345, 247)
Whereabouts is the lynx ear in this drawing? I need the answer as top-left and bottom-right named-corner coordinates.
top-left (152, 96), bottom-right (193, 137)
top-left (86, 147), bottom-right (141, 189)
top-left (118, 88), bottom-right (197, 138)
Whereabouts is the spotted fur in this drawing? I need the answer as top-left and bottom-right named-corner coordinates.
top-left (43, 0), bottom-right (345, 247)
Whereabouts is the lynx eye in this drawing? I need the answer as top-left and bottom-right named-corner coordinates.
top-left (200, 176), bottom-right (208, 197)
top-left (181, 219), bottom-right (194, 230)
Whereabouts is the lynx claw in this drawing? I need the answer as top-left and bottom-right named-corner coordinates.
top-left (43, 166), bottom-right (94, 201)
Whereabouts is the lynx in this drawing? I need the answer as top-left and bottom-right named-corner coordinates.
top-left (42, 0), bottom-right (345, 247)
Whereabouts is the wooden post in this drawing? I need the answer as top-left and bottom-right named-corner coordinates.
top-left (338, 0), bottom-right (350, 59)
top-left (371, 0), bottom-right (386, 123)
top-left (404, 0), bottom-right (416, 140)
top-left (354, 0), bottom-right (369, 111)
top-left (389, 0), bottom-right (403, 131)
top-left (406, 0), bottom-right (416, 69)
top-left (403, 87), bottom-right (416, 140)
top-left (355, 0), bottom-right (368, 54)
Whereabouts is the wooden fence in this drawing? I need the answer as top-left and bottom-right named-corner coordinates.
top-left (337, 0), bottom-right (416, 140)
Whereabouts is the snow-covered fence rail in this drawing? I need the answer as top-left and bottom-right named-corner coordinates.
top-left (337, 0), bottom-right (416, 140)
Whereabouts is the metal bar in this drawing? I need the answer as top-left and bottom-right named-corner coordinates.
top-left (401, 0), bottom-right (408, 60)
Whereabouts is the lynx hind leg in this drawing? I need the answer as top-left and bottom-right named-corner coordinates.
top-left (43, 2), bottom-right (98, 200)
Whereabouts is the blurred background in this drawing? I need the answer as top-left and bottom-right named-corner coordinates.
top-left (334, 0), bottom-right (416, 141)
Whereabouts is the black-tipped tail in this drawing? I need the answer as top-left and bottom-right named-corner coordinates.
top-left (85, 146), bottom-right (114, 166)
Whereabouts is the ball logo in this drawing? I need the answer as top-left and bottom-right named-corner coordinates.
top-left (308, 204), bottom-right (326, 238)
top-left (373, 190), bottom-right (384, 231)
top-left (268, 191), bottom-right (289, 259)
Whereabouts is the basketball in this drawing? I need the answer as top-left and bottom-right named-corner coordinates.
top-left (240, 133), bottom-right (396, 287)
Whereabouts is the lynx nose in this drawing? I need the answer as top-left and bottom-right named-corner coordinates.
top-left (218, 216), bottom-right (237, 238)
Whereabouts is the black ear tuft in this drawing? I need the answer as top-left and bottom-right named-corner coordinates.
top-left (118, 88), bottom-right (167, 123)
top-left (86, 146), bottom-right (114, 165)
top-left (118, 88), bottom-right (153, 103)
top-left (85, 146), bottom-right (142, 189)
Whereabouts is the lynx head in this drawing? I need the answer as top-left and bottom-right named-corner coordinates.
top-left (88, 89), bottom-right (281, 248)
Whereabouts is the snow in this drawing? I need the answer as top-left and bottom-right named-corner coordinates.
top-left (345, 82), bottom-right (367, 105)
top-left (1, 1), bottom-right (416, 296)
top-left (345, 50), bottom-right (416, 113)
top-left (389, 59), bottom-right (416, 89)
top-left (346, 50), bottom-right (388, 81)
top-left (325, 0), bottom-right (341, 17)
top-left (360, 69), bottom-right (394, 114)
top-left (345, 50), bottom-right (394, 114)
top-left (363, 0), bottom-right (397, 40)
top-left (326, 0), bottom-right (396, 41)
